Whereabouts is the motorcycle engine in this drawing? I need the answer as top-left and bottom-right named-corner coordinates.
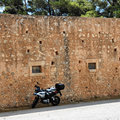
top-left (42, 99), bottom-right (49, 104)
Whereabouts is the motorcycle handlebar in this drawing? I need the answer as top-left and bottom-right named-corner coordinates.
top-left (35, 85), bottom-right (40, 88)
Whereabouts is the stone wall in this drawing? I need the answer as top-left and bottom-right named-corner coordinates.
top-left (0, 14), bottom-right (120, 109)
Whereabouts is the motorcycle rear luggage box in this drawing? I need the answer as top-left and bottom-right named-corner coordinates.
top-left (55, 83), bottom-right (65, 90)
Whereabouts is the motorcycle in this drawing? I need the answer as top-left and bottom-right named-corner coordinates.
top-left (32, 83), bottom-right (65, 108)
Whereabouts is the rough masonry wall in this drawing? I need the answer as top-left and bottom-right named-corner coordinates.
top-left (0, 14), bottom-right (120, 109)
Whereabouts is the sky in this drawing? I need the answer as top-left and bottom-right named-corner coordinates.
top-left (0, 7), bottom-right (4, 13)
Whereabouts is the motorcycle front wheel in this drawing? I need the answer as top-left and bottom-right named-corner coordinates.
top-left (51, 96), bottom-right (60, 106)
top-left (32, 96), bottom-right (39, 108)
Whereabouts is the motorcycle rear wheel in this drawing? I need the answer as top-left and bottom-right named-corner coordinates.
top-left (32, 96), bottom-right (39, 108)
top-left (51, 96), bottom-right (60, 106)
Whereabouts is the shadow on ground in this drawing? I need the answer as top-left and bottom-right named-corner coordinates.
top-left (0, 98), bottom-right (120, 117)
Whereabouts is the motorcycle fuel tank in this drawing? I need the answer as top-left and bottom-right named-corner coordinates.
top-left (37, 91), bottom-right (46, 98)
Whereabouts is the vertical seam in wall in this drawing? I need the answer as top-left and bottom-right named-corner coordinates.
top-left (63, 32), bottom-right (71, 92)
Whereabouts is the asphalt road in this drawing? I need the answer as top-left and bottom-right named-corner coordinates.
top-left (1, 99), bottom-right (120, 120)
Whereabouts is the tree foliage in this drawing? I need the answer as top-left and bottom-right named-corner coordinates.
top-left (0, 0), bottom-right (28, 14)
top-left (27, 0), bottom-right (96, 16)
top-left (50, 0), bottom-right (96, 16)
top-left (90, 0), bottom-right (120, 18)
top-left (28, 0), bottom-right (53, 15)
top-left (2, 0), bottom-right (120, 18)
top-left (0, 0), bottom-right (97, 17)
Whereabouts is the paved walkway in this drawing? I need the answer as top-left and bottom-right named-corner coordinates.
top-left (1, 99), bottom-right (120, 120)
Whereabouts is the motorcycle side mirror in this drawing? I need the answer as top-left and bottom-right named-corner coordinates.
top-left (37, 82), bottom-right (40, 85)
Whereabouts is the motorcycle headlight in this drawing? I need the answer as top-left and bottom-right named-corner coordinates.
top-left (34, 93), bottom-right (37, 95)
